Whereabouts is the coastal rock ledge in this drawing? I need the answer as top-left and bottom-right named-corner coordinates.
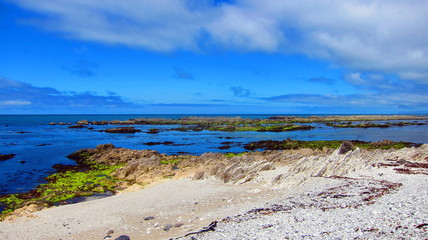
top-left (0, 144), bottom-right (426, 240)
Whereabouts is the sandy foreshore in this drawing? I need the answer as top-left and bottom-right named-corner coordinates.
top-left (0, 144), bottom-right (427, 239)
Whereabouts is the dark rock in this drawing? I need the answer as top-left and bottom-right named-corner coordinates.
top-left (68, 124), bottom-right (86, 129)
top-left (96, 143), bottom-right (116, 151)
top-left (16, 131), bottom-right (30, 134)
top-left (52, 163), bottom-right (79, 172)
top-left (20, 161), bottom-right (26, 164)
top-left (144, 216), bottom-right (155, 221)
top-left (77, 120), bottom-right (89, 125)
top-left (114, 235), bottom-right (130, 240)
top-left (144, 141), bottom-right (174, 146)
top-left (147, 128), bottom-right (160, 134)
top-left (102, 127), bottom-right (142, 134)
top-left (338, 141), bottom-right (356, 154)
top-left (0, 154), bottom-right (15, 161)
top-left (218, 145), bottom-right (231, 150)
top-left (36, 143), bottom-right (52, 147)
top-left (372, 139), bottom-right (394, 147)
top-left (92, 121), bottom-right (109, 125)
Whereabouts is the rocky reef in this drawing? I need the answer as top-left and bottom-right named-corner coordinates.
top-left (101, 127), bottom-right (142, 134)
top-left (48, 115), bottom-right (428, 133)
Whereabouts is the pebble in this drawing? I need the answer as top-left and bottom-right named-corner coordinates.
top-left (163, 224), bottom-right (173, 231)
top-left (114, 235), bottom-right (130, 240)
top-left (144, 216), bottom-right (155, 221)
top-left (177, 167), bottom-right (428, 240)
top-left (174, 223), bottom-right (184, 228)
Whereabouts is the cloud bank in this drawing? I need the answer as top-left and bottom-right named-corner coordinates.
top-left (12, 0), bottom-right (428, 83)
top-left (261, 91), bottom-right (428, 113)
top-left (0, 78), bottom-right (140, 113)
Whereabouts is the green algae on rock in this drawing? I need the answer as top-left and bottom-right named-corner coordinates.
top-left (0, 150), bottom-right (123, 219)
top-left (244, 139), bottom-right (420, 151)
top-left (207, 124), bottom-right (314, 132)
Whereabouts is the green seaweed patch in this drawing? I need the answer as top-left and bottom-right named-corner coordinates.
top-left (224, 152), bottom-right (246, 158)
top-left (0, 194), bottom-right (24, 215)
top-left (0, 161), bottom-right (123, 219)
top-left (244, 139), bottom-right (419, 151)
top-left (207, 124), bottom-right (314, 132)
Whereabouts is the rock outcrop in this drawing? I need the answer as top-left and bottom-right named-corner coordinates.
top-left (67, 143), bottom-right (428, 191)
top-left (0, 154), bottom-right (15, 161)
top-left (101, 127), bottom-right (142, 134)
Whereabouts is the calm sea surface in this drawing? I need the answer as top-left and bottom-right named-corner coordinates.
top-left (1, 114), bottom-right (427, 194)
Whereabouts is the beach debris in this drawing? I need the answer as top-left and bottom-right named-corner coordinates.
top-left (144, 216), bottom-right (155, 221)
top-left (184, 221), bottom-right (217, 237)
top-left (416, 223), bottom-right (428, 229)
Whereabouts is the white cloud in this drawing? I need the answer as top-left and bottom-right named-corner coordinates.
top-left (12, 0), bottom-right (428, 82)
top-left (345, 73), bottom-right (366, 86)
top-left (0, 100), bottom-right (31, 106)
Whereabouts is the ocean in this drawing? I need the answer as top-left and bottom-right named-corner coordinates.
top-left (1, 114), bottom-right (427, 195)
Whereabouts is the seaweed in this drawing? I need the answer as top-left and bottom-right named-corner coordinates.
top-left (244, 139), bottom-right (418, 151)
top-left (0, 152), bottom-right (124, 219)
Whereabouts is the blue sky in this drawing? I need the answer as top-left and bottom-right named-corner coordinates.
top-left (1, 0), bottom-right (427, 114)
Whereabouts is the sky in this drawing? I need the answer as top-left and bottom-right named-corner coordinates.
top-left (0, 0), bottom-right (427, 114)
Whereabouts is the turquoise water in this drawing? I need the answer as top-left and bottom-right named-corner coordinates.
top-left (0, 114), bottom-right (427, 194)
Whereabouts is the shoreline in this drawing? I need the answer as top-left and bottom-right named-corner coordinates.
top-left (0, 139), bottom-right (420, 218)
top-left (0, 144), bottom-right (427, 239)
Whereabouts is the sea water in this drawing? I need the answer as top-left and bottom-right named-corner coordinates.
top-left (0, 114), bottom-right (427, 195)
